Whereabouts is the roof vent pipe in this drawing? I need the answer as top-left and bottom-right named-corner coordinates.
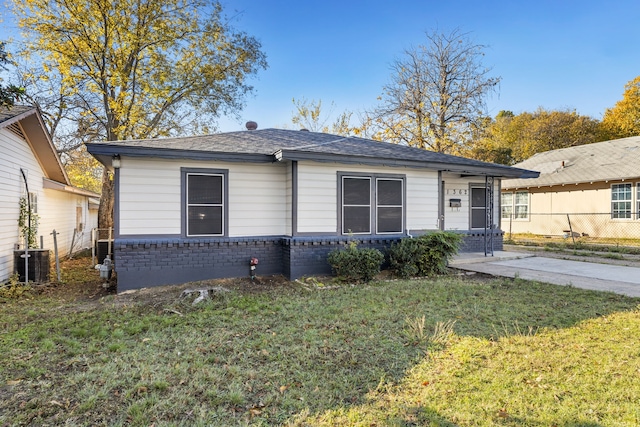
top-left (245, 121), bottom-right (258, 131)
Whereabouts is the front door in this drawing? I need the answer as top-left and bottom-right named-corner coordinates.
top-left (470, 187), bottom-right (486, 229)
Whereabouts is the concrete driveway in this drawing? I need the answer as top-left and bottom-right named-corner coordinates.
top-left (451, 251), bottom-right (640, 298)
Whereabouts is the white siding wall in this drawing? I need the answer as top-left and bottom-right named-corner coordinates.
top-left (1, 128), bottom-right (95, 282)
top-left (0, 128), bottom-right (36, 281)
top-left (296, 162), bottom-right (440, 234)
top-left (442, 173), bottom-right (500, 231)
top-left (39, 189), bottom-right (96, 255)
top-left (117, 157), bottom-right (288, 237)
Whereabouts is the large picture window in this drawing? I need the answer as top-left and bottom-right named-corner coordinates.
top-left (340, 174), bottom-right (404, 235)
top-left (611, 183), bottom-right (632, 219)
top-left (186, 172), bottom-right (225, 236)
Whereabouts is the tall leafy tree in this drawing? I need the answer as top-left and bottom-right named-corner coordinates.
top-left (371, 28), bottom-right (500, 154)
top-left (469, 108), bottom-right (604, 165)
top-left (13, 0), bottom-right (267, 228)
top-left (601, 75), bottom-right (640, 139)
top-left (0, 41), bottom-right (24, 107)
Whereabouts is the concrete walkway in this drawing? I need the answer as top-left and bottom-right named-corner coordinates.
top-left (450, 251), bottom-right (640, 298)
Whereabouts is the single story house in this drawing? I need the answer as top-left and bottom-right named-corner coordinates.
top-left (502, 136), bottom-right (640, 239)
top-left (0, 106), bottom-right (100, 283)
top-left (86, 126), bottom-right (538, 291)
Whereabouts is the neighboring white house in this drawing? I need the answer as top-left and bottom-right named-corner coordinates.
top-left (502, 136), bottom-right (640, 239)
top-left (0, 106), bottom-right (100, 283)
top-left (87, 126), bottom-right (538, 291)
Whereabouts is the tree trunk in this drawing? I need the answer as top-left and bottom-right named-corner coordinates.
top-left (98, 167), bottom-right (114, 232)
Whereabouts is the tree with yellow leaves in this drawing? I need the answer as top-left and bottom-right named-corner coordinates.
top-left (290, 97), bottom-right (354, 136)
top-left (601, 76), bottom-right (640, 139)
top-left (469, 108), bottom-right (604, 165)
top-left (13, 0), bottom-right (267, 228)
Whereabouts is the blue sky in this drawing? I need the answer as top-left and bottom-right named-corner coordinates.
top-left (2, 1), bottom-right (640, 133)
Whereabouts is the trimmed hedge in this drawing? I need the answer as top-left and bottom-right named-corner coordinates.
top-left (327, 241), bottom-right (384, 283)
top-left (388, 231), bottom-right (462, 278)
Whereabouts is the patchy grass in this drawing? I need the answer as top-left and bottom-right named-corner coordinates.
top-left (1, 257), bottom-right (639, 426)
top-left (508, 233), bottom-right (640, 254)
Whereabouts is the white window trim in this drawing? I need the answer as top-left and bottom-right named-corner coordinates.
top-left (501, 191), bottom-right (513, 220)
top-left (513, 191), bottom-right (530, 221)
top-left (501, 191), bottom-right (530, 221)
top-left (637, 182), bottom-right (640, 221)
top-left (611, 183), bottom-right (633, 220)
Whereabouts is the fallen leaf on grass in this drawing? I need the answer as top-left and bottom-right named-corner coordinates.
top-left (7, 379), bottom-right (22, 386)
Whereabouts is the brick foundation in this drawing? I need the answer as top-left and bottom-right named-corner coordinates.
top-left (114, 231), bottom-right (503, 291)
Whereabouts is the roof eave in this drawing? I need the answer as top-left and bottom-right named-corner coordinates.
top-left (276, 150), bottom-right (539, 178)
top-left (43, 178), bottom-right (101, 197)
top-left (86, 143), bottom-right (275, 170)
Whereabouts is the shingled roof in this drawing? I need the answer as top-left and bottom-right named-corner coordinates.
top-left (0, 105), bottom-right (37, 126)
top-left (86, 128), bottom-right (538, 179)
top-left (503, 136), bottom-right (640, 189)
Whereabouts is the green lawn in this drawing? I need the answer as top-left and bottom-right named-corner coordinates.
top-left (1, 273), bottom-right (639, 426)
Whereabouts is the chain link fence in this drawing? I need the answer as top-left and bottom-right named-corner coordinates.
top-left (502, 213), bottom-right (640, 248)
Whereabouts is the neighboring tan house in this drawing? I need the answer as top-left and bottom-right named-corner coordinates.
top-left (502, 136), bottom-right (640, 239)
top-left (0, 106), bottom-right (100, 283)
top-left (86, 126), bottom-right (538, 291)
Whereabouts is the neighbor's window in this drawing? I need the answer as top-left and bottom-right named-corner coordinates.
top-left (501, 192), bottom-right (513, 219)
top-left (186, 173), bottom-right (224, 236)
top-left (501, 191), bottom-right (529, 220)
top-left (341, 174), bottom-right (404, 235)
top-left (637, 183), bottom-right (640, 220)
top-left (611, 183), bottom-right (632, 219)
top-left (514, 191), bottom-right (529, 219)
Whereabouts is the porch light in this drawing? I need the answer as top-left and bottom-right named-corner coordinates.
top-left (112, 155), bottom-right (121, 169)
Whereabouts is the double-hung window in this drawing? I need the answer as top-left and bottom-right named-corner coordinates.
top-left (340, 174), bottom-right (404, 235)
top-left (501, 192), bottom-right (513, 220)
top-left (611, 183), bottom-right (632, 219)
top-left (501, 191), bottom-right (529, 221)
top-left (184, 170), bottom-right (226, 236)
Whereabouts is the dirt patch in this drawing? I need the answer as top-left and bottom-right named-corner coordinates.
top-left (18, 254), bottom-right (301, 311)
top-left (16, 254), bottom-right (480, 311)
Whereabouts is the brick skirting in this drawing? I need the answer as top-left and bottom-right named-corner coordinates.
top-left (114, 231), bottom-right (504, 291)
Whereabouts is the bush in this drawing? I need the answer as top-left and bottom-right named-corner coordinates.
top-left (327, 241), bottom-right (384, 283)
top-left (388, 231), bottom-right (462, 278)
